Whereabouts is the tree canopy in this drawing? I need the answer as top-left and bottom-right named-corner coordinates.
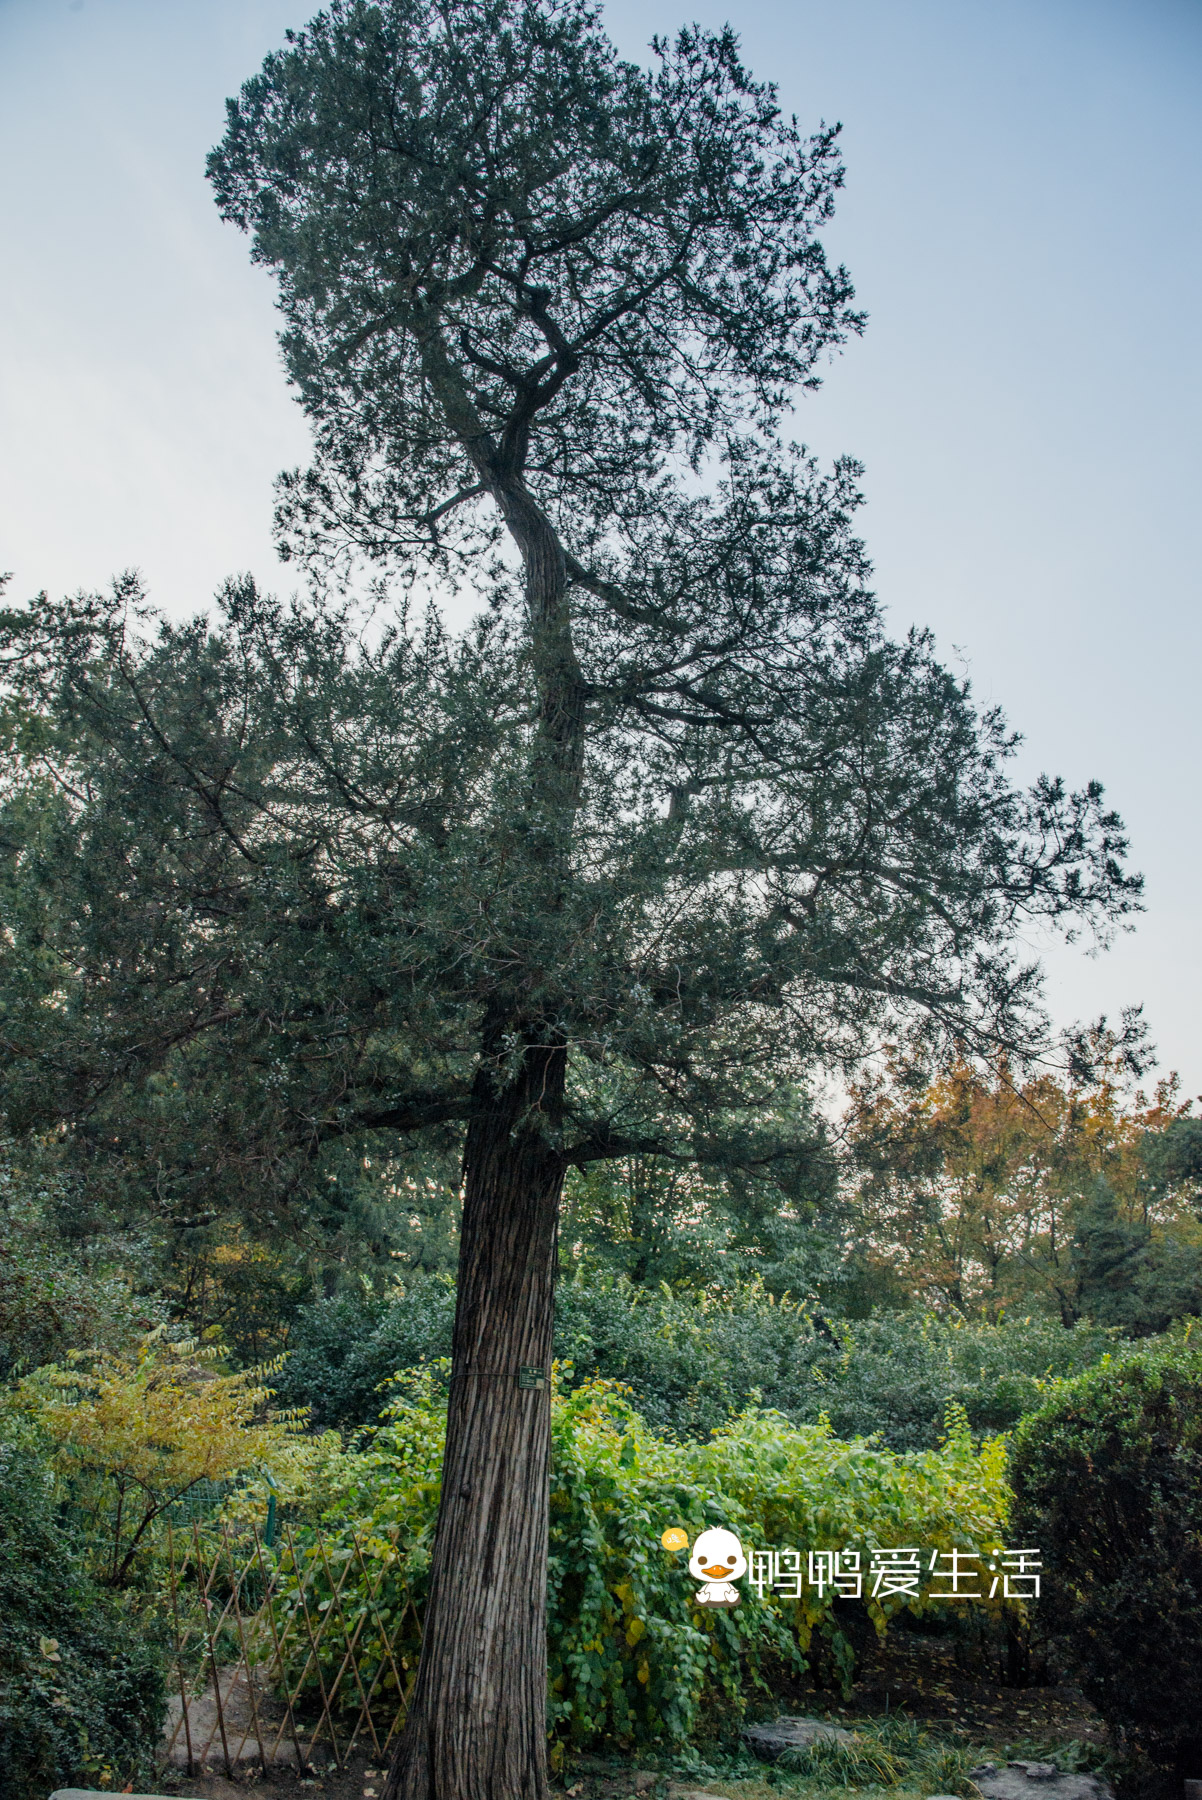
top-left (0, 0), bottom-right (1142, 1208)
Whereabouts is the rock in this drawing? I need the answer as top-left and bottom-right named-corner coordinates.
top-left (970, 1762), bottom-right (1114, 1800)
top-left (741, 1716), bottom-right (856, 1761)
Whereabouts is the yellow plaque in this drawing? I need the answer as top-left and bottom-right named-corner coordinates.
top-left (661, 1526), bottom-right (689, 1552)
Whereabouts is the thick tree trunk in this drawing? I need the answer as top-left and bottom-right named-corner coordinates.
top-left (382, 359), bottom-right (585, 1800)
top-left (385, 1038), bottom-right (566, 1800)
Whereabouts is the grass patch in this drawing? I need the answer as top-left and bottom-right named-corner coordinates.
top-left (777, 1739), bottom-right (908, 1788)
top-left (986, 1740), bottom-right (1115, 1779)
top-left (570, 1715), bottom-right (1115, 1800)
top-left (774, 1719), bottom-right (982, 1795)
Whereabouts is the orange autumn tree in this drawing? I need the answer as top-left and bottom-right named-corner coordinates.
top-left (846, 1046), bottom-right (1201, 1325)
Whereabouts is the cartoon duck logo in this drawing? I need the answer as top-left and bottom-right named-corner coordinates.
top-left (687, 1526), bottom-right (746, 1608)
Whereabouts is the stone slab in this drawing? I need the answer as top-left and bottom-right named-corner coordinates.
top-left (970, 1763), bottom-right (1114, 1800)
top-left (741, 1716), bottom-right (856, 1761)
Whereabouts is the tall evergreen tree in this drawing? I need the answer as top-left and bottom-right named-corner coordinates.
top-left (1, 2), bottom-right (1140, 1796)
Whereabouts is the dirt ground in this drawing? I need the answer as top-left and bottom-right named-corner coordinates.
top-left (788, 1621), bottom-right (1102, 1749)
top-left (158, 1751), bottom-right (384, 1800)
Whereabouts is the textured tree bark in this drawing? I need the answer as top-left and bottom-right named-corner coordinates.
top-left (385, 1039), bottom-right (566, 1800)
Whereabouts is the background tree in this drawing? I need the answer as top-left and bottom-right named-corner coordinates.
top-left (1, 1), bottom-right (1141, 1796)
top-left (0, 1135), bottom-right (160, 1382)
top-left (846, 1046), bottom-right (1201, 1328)
top-left (558, 1087), bottom-right (840, 1291)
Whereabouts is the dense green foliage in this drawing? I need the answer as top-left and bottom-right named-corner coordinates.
top-left (558, 1139), bottom-right (845, 1297)
top-left (0, 1436), bottom-right (168, 1800)
top-left (1071, 1179), bottom-right (1202, 1336)
top-left (554, 1283), bottom-right (1120, 1450)
top-left (277, 1272), bottom-right (1120, 1449)
top-left (1010, 1335), bottom-right (1202, 1777)
top-left (275, 1280), bottom-right (458, 1428)
top-left (276, 1375), bottom-right (1009, 1748)
top-left (0, 1139), bottom-right (160, 1381)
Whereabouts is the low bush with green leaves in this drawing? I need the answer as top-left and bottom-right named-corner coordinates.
top-left (273, 1280), bottom-right (457, 1428)
top-left (0, 1433), bottom-right (168, 1800)
top-left (1010, 1332), bottom-right (1202, 1782)
top-left (271, 1374), bottom-right (1010, 1750)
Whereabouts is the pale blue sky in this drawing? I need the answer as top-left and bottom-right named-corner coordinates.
top-left (1, 0), bottom-right (1199, 1090)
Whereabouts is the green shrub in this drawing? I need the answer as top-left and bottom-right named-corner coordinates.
top-left (273, 1280), bottom-right (456, 1428)
top-left (279, 1271), bottom-right (1119, 1447)
top-left (1010, 1334), bottom-right (1202, 1780)
top-left (778, 1734), bottom-right (908, 1786)
top-left (0, 1435), bottom-right (168, 1800)
top-left (272, 1374), bottom-right (1010, 1749)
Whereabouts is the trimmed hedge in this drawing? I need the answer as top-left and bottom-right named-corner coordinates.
top-left (1010, 1335), bottom-right (1202, 1780)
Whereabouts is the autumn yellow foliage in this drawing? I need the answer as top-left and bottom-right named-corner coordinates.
top-left (848, 1046), bottom-right (1198, 1322)
top-left (15, 1329), bottom-right (330, 1582)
